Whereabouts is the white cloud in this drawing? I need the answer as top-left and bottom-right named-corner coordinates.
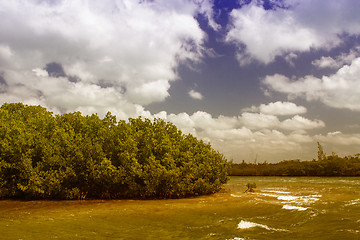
top-left (242, 101), bottom-right (307, 116)
top-left (316, 131), bottom-right (360, 146)
top-left (284, 52), bottom-right (298, 67)
top-left (312, 56), bottom-right (339, 69)
top-left (239, 112), bottom-right (324, 131)
top-left (127, 80), bottom-right (171, 105)
top-left (225, 2), bottom-right (320, 64)
top-left (210, 129), bottom-right (315, 162)
top-left (167, 113), bottom-right (309, 161)
top-left (315, 131), bottom-right (360, 157)
top-left (226, 0), bottom-right (360, 64)
top-left (259, 101), bottom-right (307, 116)
top-left (262, 74), bottom-right (323, 100)
top-left (195, 0), bottom-right (220, 31)
top-left (133, 101), bottom-right (326, 162)
top-left (0, 44), bottom-right (13, 67)
top-left (169, 111), bottom-right (238, 131)
top-left (32, 68), bottom-right (49, 77)
top-left (2, 0), bottom-right (359, 163)
top-left (188, 89), bottom-right (204, 100)
top-left (0, 0), bottom-right (212, 116)
top-left (263, 57), bottom-right (360, 111)
top-left (207, 127), bottom-right (253, 140)
top-left (240, 101), bottom-right (320, 132)
top-left (153, 108), bottom-right (325, 162)
top-left (0, 69), bottom-right (152, 119)
top-left (240, 112), bottom-right (280, 130)
top-left (312, 46), bottom-right (360, 69)
top-left (281, 115), bottom-right (325, 131)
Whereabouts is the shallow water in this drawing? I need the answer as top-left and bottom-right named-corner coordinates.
top-left (0, 177), bottom-right (359, 239)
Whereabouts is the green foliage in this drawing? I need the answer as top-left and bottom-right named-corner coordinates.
top-left (230, 144), bottom-right (360, 177)
top-left (245, 182), bottom-right (256, 193)
top-left (0, 103), bottom-right (229, 199)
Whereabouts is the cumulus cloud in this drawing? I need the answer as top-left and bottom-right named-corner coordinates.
top-left (316, 131), bottom-right (360, 146)
top-left (312, 57), bottom-right (341, 69)
top-left (284, 52), bottom-right (298, 67)
top-left (151, 108), bottom-right (325, 162)
top-left (246, 101), bottom-right (307, 116)
top-left (315, 131), bottom-right (360, 157)
top-left (260, 101), bottom-right (306, 115)
top-left (263, 57), bottom-right (360, 111)
top-left (188, 89), bottom-right (204, 100)
top-left (0, 69), bottom-right (151, 118)
top-left (210, 128), bottom-right (315, 162)
top-left (239, 112), bottom-right (279, 130)
top-left (32, 68), bottom-right (49, 78)
top-left (141, 96), bottom-right (326, 162)
top-left (239, 102), bottom-right (320, 131)
top-left (312, 46), bottom-right (360, 69)
top-left (2, 0), bottom-right (358, 163)
top-left (226, 2), bottom-right (318, 64)
top-left (239, 112), bottom-right (324, 131)
top-left (281, 115), bottom-right (325, 130)
top-left (195, 0), bottom-right (220, 31)
top-left (0, 44), bottom-right (13, 67)
top-left (168, 111), bottom-right (238, 133)
top-left (0, 0), bottom-right (213, 116)
top-left (226, 0), bottom-right (360, 64)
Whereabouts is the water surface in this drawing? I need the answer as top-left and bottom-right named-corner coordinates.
top-left (0, 177), bottom-right (359, 239)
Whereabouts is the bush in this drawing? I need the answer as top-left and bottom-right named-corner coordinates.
top-left (0, 103), bottom-right (230, 199)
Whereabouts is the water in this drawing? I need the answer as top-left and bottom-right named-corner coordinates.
top-left (0, 177), bottom-right (359, 239)
top-left (227, 177), bottom-right (360, 239)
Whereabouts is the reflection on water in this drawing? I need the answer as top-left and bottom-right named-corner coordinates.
top-left (0, 176), bottom-right (359, 239)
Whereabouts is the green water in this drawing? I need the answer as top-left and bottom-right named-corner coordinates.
top-left (0, 177), bottom-right (359, 239)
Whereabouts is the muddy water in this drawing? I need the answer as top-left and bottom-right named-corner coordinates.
top-left (0, 177), bottom-right (359, 239)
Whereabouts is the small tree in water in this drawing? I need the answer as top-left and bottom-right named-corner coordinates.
top-left (245, 183), bottom-right (256, 193)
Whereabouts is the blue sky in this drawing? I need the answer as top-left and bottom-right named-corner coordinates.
top-left (1, 0), bottom-right (360, 162)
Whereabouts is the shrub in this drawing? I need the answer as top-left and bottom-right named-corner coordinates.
top-left (0, 103), bottom-right (230, 199)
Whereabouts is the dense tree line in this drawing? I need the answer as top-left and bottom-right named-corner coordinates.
top-left (230, 143), bottom-right (360, 176)
top-left (0, 103), bottom-right (229, 199)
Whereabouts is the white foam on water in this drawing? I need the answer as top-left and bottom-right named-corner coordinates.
top-left (282, 205), bottom-right (307, 211)
top-left (344, 199), bottom-right (360, 206)
top-left (237, 220), bottom-right (287, 232)
top-left (311, 194), bottom-right (322, 198)
top-left (259, 193), bottom-right (280, 198)
top-left (262, 189), bottom-right (291, 194)
top-left (237, 220), bottom-right (261, 229)
top-left (259, 189), bottom-right (322, 207)
top-left (231, 194), bottom-right (242, 198)
top-left (304, 198), bottom-right (320, 205)
top-left (277, 195), bottom-right (300, 201)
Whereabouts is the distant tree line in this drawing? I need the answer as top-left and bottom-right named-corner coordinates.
top-left (0, 103), bottom-right (229, 200)
top-left (230, 143), bottom-right (360, 176)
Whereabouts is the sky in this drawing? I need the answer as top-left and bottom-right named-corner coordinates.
top-left (1, 0), bottom-right (360, 163)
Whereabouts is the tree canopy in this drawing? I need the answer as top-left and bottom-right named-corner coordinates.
top-left (0, 103), bottom-right (229, 199)
top-left (230, 143), bottom-right (360, 176)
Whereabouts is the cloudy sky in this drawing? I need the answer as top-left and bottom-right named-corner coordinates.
top-left (1, 0), bottom-right (360, 162)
